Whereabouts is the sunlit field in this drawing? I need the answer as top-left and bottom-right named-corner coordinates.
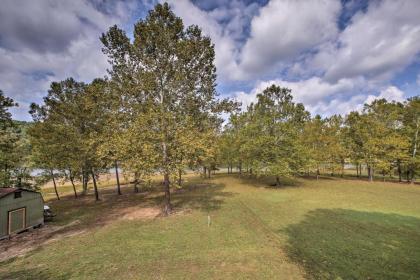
top-left (2, 173), bottom-right (419, 280)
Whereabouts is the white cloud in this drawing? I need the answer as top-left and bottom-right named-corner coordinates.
top-left (169, 0), bottom-right (341, 80)
top-left (168, 0), bottom-right (259, 81)
top-left (168, 0), bottom-right (420, 96)
top-left (0, 0), bottom-right (138, 120)
top-left (312, 0), bottom-right (420, 82)
top-left (233, 79), bottom-right (406, 116)
top-left (364, 86), bottom-right (405, 105)
top-left (239, 0), bottom-right (340, 77)
top-left (2, 0), bottom-right (418, 121)
top-left (234, 77), bottom-right (362, 110)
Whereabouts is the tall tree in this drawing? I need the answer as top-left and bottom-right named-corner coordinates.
top-left (232, 85), bottom-right (309, 185)
top-left (101, 3), bottom-right (233, 214)
top-left (29, 78), bottom-right (108, 201)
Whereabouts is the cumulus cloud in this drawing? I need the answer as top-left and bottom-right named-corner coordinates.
top-left (169, 0), bottom-right (420, 89)
top-left (233, 77), bottom-right (363, 110)
top-left (0, 0), bottom-right (120, 53)
top-left (0, 0), bottom-right (138, 120)
top-left (167, 0), bottom-right (261, 80)
top-left (169, 0), bottom-right (341, 80)
top-left (233, 79), bottom-right (406, 116)
top-left (1, 0), bottom-right (419, 120)
top-left (364, 86), bottom-right (405, 105)
top-left (239, 0), bottom-right (340, 77)
top-left (312, 0), bottom-right (420, 82)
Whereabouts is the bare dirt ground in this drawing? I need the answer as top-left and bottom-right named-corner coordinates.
top-left (0, 221), bottom-right (85, 262)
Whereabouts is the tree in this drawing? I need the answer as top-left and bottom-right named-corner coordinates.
top-left (324, 115), bottom-right (348, 177)
top-left (366, 99), bottom-right (409, 181)
top-left (403, 97), bottom-right (420, 183)
top-left (0, 91), bottom-right (33, 188)
top-left (345, 111), bottom-right (383, 181)
top-left (302, 115), bottom-right (327, 179)
top-left (29, 78), bottom-right (109, 201)
top-left (101, 3), bottom-right (234, 215)
top-left (229, 85), bottom-right (309, 186)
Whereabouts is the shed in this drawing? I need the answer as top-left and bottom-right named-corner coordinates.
top-left (0, 188), bottom-right (44, 239)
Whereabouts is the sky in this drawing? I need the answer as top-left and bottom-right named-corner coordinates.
top-left (0, 0), bottom-right (419, 121)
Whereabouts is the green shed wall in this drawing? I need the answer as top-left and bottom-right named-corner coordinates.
top-left (0, 191), bottom-right (44, 239)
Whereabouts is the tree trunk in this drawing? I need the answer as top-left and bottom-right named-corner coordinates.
top-left (133, 172), bottom-right (139, 193)
top-left (276, 176), bottom-right (280, 187)
top-left (82, 169), bottom-right (88, 195)
top-left (203, 166), bottom-right (207, 178)
top-left (178, 169), bottom-right (182, 186)
top-left (208, 167), bottom-right (211, 179)
top-left (397, 160), bottom-right (402, 182)
top-left (69, 170), bottom-right (77, 198)
top-left (411, 118), bottom-right (419, 184)
top-left (163, 172), bottom-right (171, 215)
top-left (50, 169), bottom-right (60, 200)
top-left (162, 139), bottom-right (172, 215)
top-left (239, 162), bottom-right (242, 176)
top-left (410, 170), bottom-right (415, 184)
top-left (316, 167), bottom-right (320, 180)
top-left (368, 165), bottom-right (373, 182)
top-left (115, 161), bottom-right (121, 195)
top-left (91, 169), bottom-right (99, 201)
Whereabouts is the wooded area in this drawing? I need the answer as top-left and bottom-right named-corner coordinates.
top-left (0, 3), bottom-right (419, 217)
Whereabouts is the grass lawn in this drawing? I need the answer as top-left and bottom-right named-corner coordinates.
top-left (1, 174), bottom-right (420, 279)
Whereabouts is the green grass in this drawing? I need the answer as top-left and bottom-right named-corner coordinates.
top-left (285, 209), bottom-right (420, 279)
top-left (1, 174), bottom-right (420, 279)
top-left (40, 178), bottom-right (131, 201)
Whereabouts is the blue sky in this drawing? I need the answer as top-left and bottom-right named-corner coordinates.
top-left (0, 0), bottom-right (419, 121)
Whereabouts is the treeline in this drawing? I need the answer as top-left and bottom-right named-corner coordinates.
top-left (0, 3), bottom-right (419, 214)
top-left (218, 85), bottom-right (420, 184)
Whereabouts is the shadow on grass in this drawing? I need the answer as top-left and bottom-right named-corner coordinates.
top-left (171, 182), bottom-right (235, 212)
top-left (49, 179), bottom-right (234, 229)
top-left (0, 267), bottom-right (72, 280)
top-left (298, 173), bottom-right (420, 185)
top-left (297, 175), bottom-right (335, 181)
top-left (283, 209), bottom-right (420, 280)
top-left (234, 174), bottom-right (304, 189)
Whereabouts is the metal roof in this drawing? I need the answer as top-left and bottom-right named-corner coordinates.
top-left (0, 187), bottom-right (40, 199)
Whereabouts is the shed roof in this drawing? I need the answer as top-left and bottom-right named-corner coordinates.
top-left (0, 187), bottom-right (40, 199)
